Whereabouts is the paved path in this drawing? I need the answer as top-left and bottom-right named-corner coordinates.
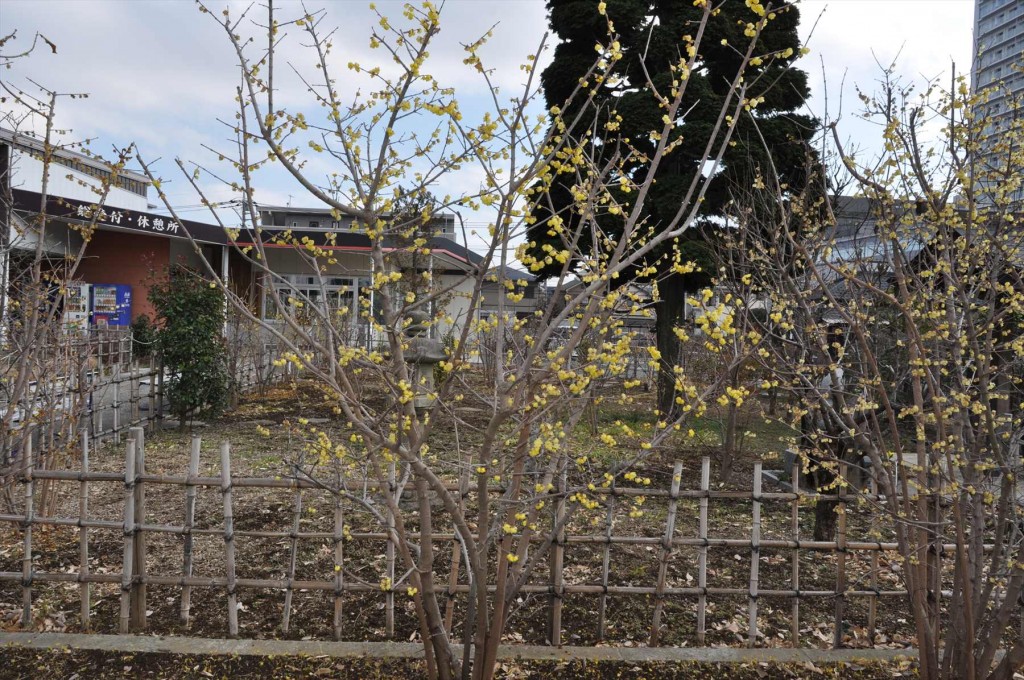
top-left (0, 631), bottom-right (918, 664)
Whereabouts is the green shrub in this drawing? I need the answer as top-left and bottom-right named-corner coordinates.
top-left (130, 314), bottom-right (157, 359)
top-left (149, 267), bottom-right (229, 425)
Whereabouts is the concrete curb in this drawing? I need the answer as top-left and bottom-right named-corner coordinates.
top-left (0, 632), bottom-right (918, 664)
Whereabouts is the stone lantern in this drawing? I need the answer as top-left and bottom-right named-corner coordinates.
top-left (403, 309), bottom-right (446, 414)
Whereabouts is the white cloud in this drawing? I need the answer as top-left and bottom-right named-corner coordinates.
top-left (798, 0), bottom-right (973, 164)
top-left (2, 0), bottom-right (975, 238)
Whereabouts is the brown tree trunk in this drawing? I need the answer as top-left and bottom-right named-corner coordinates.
top-left (720, 366), bottom-right (740, 483)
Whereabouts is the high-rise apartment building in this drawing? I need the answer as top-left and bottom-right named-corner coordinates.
top-left (973, 0), bottom-right (1023, 196)
top-left (974, 0), bottom-right (1023, 124)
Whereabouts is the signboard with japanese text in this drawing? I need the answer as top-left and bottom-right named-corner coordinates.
top-left (11, 188), bottom-right (229, 245)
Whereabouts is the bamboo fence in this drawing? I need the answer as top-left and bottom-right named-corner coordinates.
top-left (3, 328), bottom-right (280, 458)
top-left (1, 433), bottom-right (970, 648)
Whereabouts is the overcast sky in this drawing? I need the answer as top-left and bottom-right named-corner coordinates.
top-left (1, 0), bottom-right (975, 244)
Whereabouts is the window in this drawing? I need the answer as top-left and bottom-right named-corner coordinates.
top-left (266, 274), bottom-right (361, 323)
top-left (309, 220), bottom-right (320, 229)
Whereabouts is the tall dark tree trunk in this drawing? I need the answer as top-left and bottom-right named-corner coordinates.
top-left (801, 412), bottom-right (840, 541)
top-left (655, 273), bottom-right (686, 417)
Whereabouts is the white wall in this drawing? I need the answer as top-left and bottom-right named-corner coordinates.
top-left (438, 273), bottom-right (475, 340)
top-left (10, 150), bottom-right (150, 212)
top-left (8, 213), bottom-right (82, 257)
top-left (262, 248), bottom-right (371, 278)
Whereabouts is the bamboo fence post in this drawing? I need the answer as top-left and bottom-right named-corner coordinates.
top-left (130, 426), bottom-right (147, 630)
top-left (696, 456), bottom-right (710, 645)
top-left (89, 362), bottom-right (97, 445)
top-left (78, 356), bottom-right (89, 448)
top-left (119, 439), bottom-right (137, 634)
top-left (385, 460), bottom-right (396, 639)
top-left (156, 355), bottom-right (165, 429)
top-left (130, 361), bottom-right (140, 427)
top-left (833, 461), bottom-right (848, 649)
top-left (147, 355), bottom-right (156, 429)
top-left (867, 473), bottom-right (879, 643)
top-left (548, 466), bottom-right (567, 647)
top-left (748, 460), bottom-right (762, 647)
top-left (791, 458), bottom-right (801, 645)
top-left (181, 436), bottom-right (201, 626)
top-left (443, 469), bottom-right (469, 637)
top-left (649, 461), bottom-right (683, 646)
top-left (79, 431), bottom-right (91, 629)
top-left (332, 466), bottom-right (344, 641)
top-left (21, 434), bottom-right (34, 629)
top-left (596, 478), bottom-right (616, 641)
top-left (94, 343), bottom-right (103, 445)
top-left (221, 441), bottom-right (239, 637)
top-left (112, 372), bottom-right (120, 444)
top-left (282, 451), bottom-right (304, 633)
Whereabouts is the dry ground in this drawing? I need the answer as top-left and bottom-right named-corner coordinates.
top-left (2, 647), bottom-right (920, 679)
top-left (2, 378), bottom-right (920, 652)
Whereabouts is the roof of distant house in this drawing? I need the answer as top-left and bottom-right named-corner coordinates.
top-left (0, 127), bottom-right (151, 185)
top-left (486, 265), bottom-right (536, 283)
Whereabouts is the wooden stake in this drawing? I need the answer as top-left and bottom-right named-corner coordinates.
top-left (221, 442), bottom-right (238, 637)
top-left (443, 469), bottom-right (469, 637)
top-left (130, 426), bottom-right (147, 631)
top-left (748, 461), bottom-right (762, 647)
top-left (79, 432), bottom-right (90, 629)
top-left (119, 439), bottom-right (137, 634)
top-left (833, 461), bottom-right (847, 649)
top-left (548, 466), bottom-right (567, 647)
top-left (650, 461), bottom-right (683, 646)
top-left (181, 436), bottom-right (201, 626)
top-left (332, 467), bottom-right (344, 641)
top-left (21, 435), bottom-right (34, 630)
top-left (597, 479), bottom-right (616, 641)
top-left (791, 458), bottom-right (801, 645)
top-left (868, 473), bottom-right (879, 643)
top-left (696, 456), bottom-right (710, 645)
top-left (282, 451), bottom-right (304, 633)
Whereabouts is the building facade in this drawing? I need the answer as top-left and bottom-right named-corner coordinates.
top-left (1, 128), bottom-right (228, 327)
top-left (972, 0), bottom-right (1024, 193)
top-left (1, 127), bottom-right (485, 344)
top-left (255, 205), bottom-right (482, 343)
